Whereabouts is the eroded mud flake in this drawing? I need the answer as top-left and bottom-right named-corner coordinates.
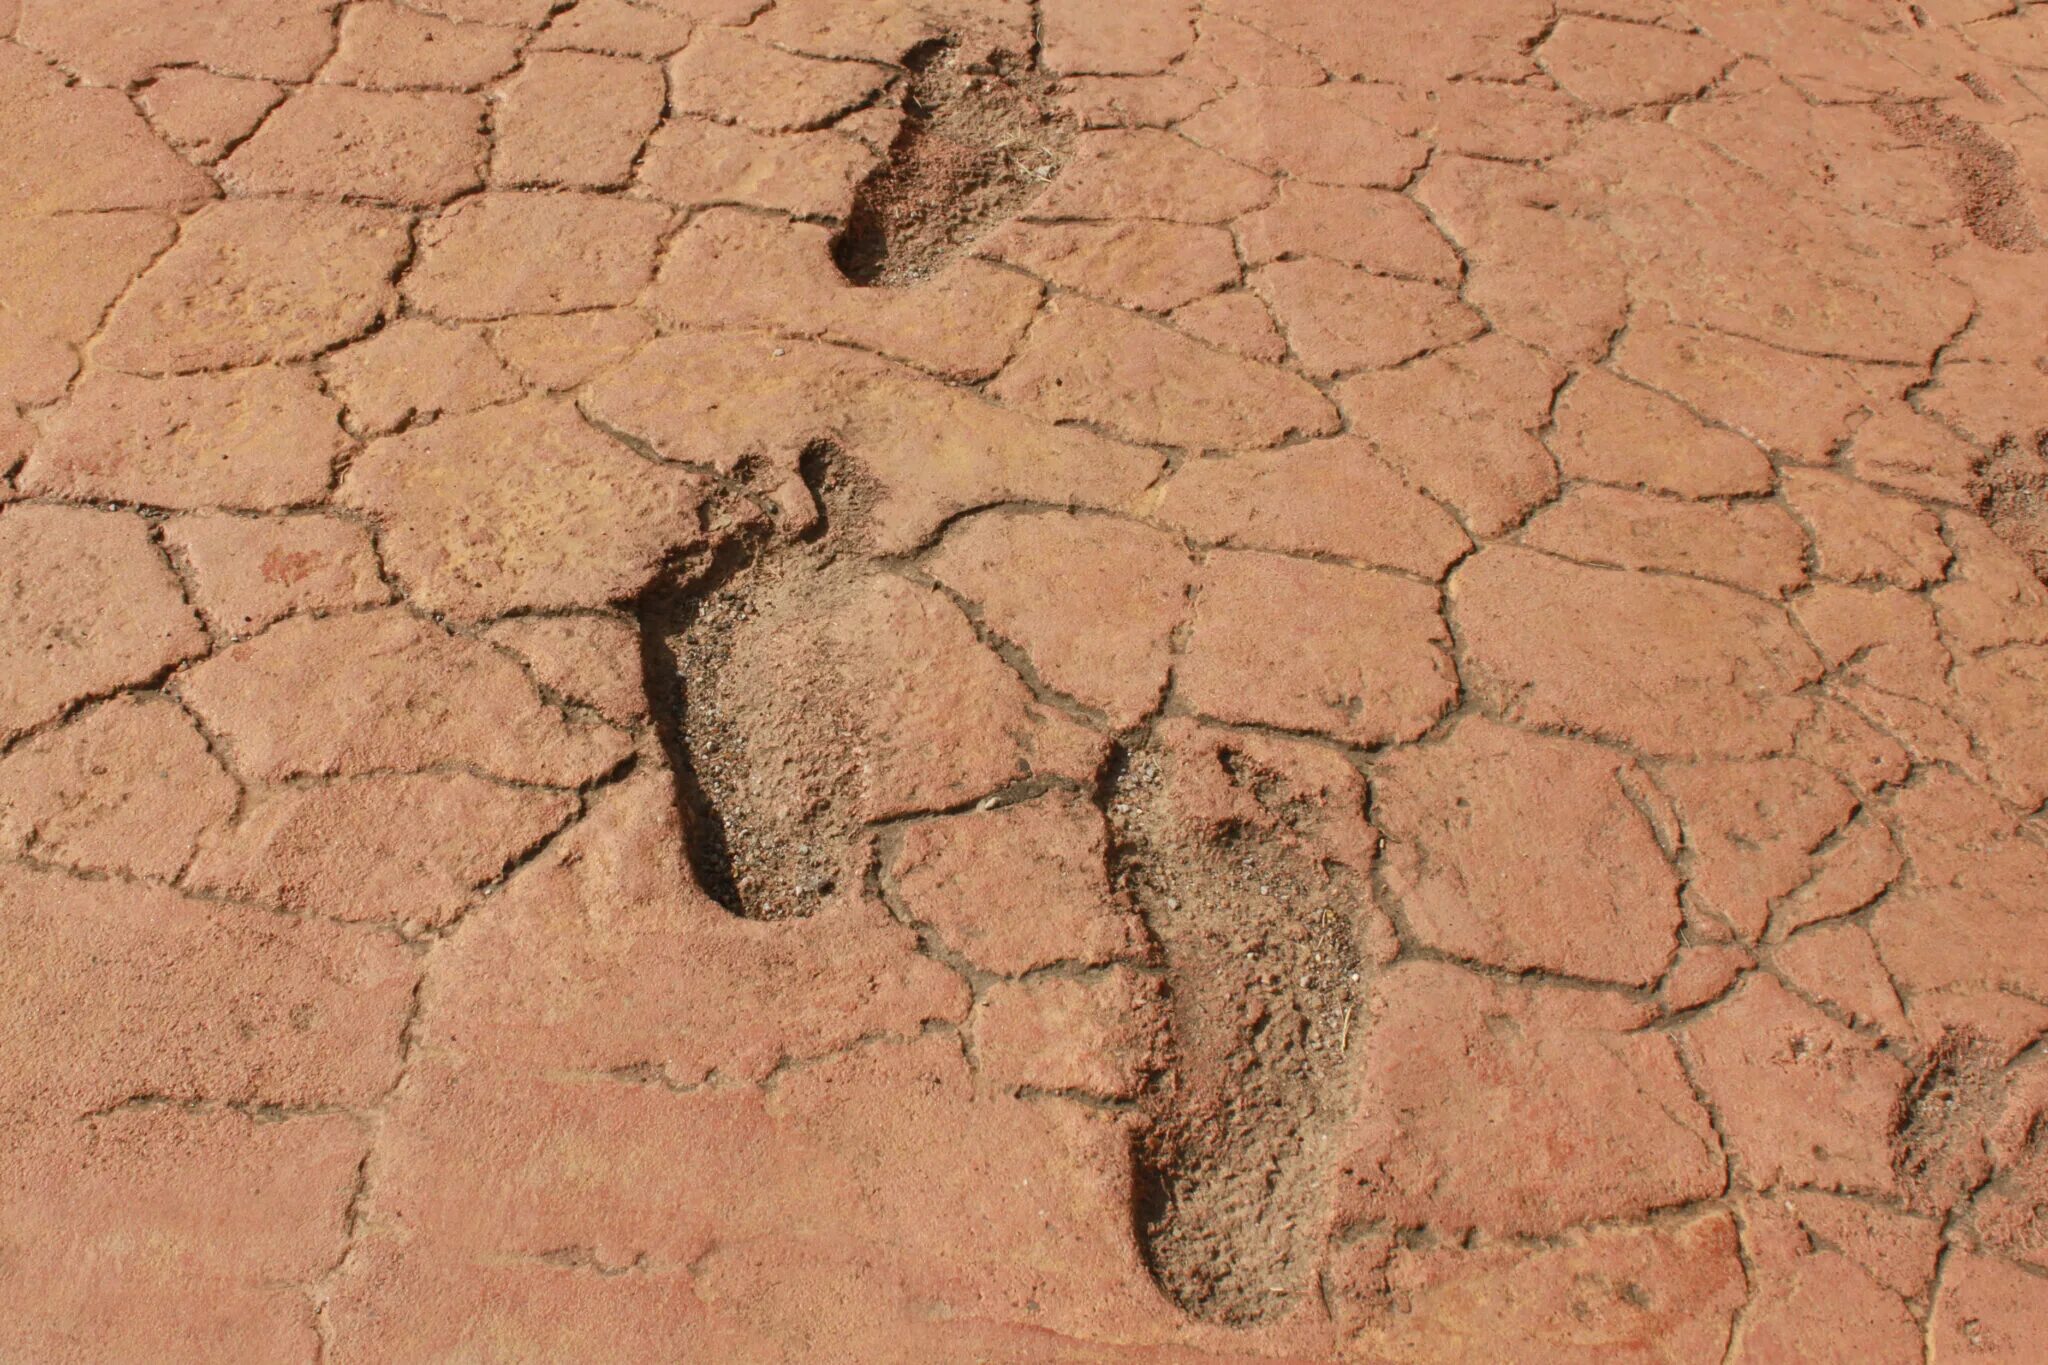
top-left (832, 38), bottom-right (1074, 286)
top-left (1109, 720), bottom-right (1382, 1326)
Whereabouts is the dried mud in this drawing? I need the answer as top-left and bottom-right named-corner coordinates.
top-left (21, 0), bottom-right (2048, 1353)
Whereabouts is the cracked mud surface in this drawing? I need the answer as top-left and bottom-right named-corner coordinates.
top-left (8, 0), bottom-right (2048, 1361)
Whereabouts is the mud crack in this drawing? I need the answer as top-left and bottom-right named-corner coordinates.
top-left (1108, 723), bottom-right (1375, 1326)
top-left (832, 37), bottom-right (1073, 286)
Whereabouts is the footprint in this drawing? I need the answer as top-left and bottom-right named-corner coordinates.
top-left (833, 37), bottom-right (1073, 286)
top-left (637, 447), bottom-right (1101, 919)
top-left (1109, 718), bottom-right (1389, 1325)
top-left (1880, 101), bottom-right (2045, 252)
top-left (635, 448), bottom-right (876, 919)
top-left (1893, 1028), bottom-right (2011, 1213)
top-left (1974, 439), bottom-right (2048, 584)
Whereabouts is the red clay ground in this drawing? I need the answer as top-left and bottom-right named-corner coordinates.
top-left (6, 0), bottom-right (2048, 1360)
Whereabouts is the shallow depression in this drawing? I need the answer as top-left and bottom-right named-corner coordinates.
top-left (832, 37), bottom-right (1074, 286)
